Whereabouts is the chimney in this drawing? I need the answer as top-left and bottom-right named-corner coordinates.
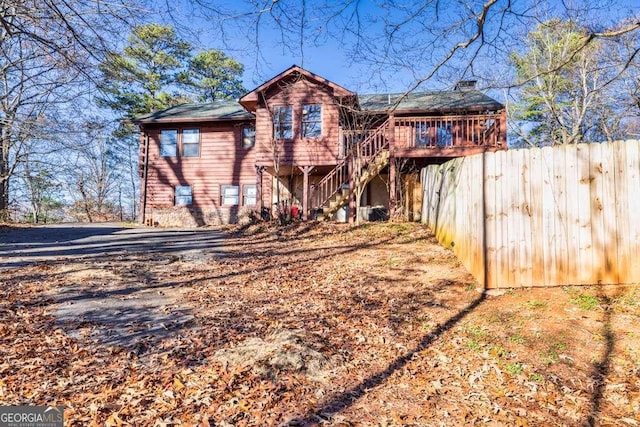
top-left (455, 80), bottom-right (477, 90)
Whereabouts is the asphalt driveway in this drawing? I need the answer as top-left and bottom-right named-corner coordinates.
top-left (0, 222), bottom-right (225, 269)
top-left (0, 223), bottom-right (226, 349)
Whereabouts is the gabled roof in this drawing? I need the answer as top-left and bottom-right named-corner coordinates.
top-left (132, 67), bottom-right (505, 126)
top-left (239, 65), bottom-right (355, 111)
top-left (133, 100), bottom-right (253, 124)
top-left (358, 89), bottom-right (504, 114)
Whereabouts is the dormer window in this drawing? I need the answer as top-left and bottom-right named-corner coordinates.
top-left (302, 104), bottom-right (322, 138)
top-left (273, 105), bottom-right (293, 139)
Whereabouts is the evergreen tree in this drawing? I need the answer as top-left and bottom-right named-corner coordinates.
top-left (187, 50), bottom-right (245, 101)
top-left (98, 24), bottom-right (193, 119)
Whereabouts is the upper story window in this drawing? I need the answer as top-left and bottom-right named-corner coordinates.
top-left (302, 104), bottom-right (322, 138)
top-left (160, 129), bottom-right (178, 157)
top-left (273, 105), bottom-right (293, 139)
top-left (160, 129), bottom-right (200, 157)
top-left (242, 126), bottom-right (256, 148)
top-left (182, 129), bottom-right (200, 157)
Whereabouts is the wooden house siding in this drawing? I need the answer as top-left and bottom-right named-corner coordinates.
top-left (254, 78), bottom-right (342, 167)
top-left (137, 65), bottom-right (507, 225)
top-left (141, 121), bottom-right (257, 225)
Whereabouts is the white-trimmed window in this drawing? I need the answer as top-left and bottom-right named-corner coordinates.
top-left (160, 129), bottom-right (178, 157)
top-left (242, 126), bottom-right (256, 148)
top-left (221, 185), bottom-right (239, 205)
top-left (182, 129), bottom-right (200, 157)
top-left (273, 105), bottom-right (293, 139)
top-left (302, 104), bottom-right (322, 138)
top-left (175, 185), bottom-right (192, 205)
top-left (243, 185), bottom-right (257, 205)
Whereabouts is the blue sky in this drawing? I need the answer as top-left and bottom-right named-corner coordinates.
top-left (161, 0), bottom-right (640, 96)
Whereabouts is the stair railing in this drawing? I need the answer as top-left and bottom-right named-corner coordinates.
top-left (311, 119), bottom-right (390, 210)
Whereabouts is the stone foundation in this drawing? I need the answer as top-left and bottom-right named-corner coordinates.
top-left (144, 206), bottom-right (257, 227)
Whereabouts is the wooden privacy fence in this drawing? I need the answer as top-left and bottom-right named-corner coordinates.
top-left (421, 140), bottom-right (640, 289)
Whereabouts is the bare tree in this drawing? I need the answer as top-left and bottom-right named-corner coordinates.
top-left (65, 121), bottom-right (121, 222)
top-left (0, 0), bottom-right (145, 220)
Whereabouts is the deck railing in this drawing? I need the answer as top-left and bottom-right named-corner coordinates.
top-left (394, 113), bottom-right (504, 149)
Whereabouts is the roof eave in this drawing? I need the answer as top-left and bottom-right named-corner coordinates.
top-left (134, 115), bottom-right (254, 125)
top-left (362, 104), bottom-right (505, 115)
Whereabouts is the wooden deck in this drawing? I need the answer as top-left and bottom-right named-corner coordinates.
top-left (390, 112), bottom-right (506, 156)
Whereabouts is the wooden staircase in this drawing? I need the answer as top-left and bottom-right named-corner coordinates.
top-left (312, 119), bottom-right (390, 220)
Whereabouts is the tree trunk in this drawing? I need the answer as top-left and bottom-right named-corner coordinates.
top-left (0, 129), bottom-right (10, 221)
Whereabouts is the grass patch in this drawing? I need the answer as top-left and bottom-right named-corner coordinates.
top-left (526, 300), bottom-right (547, 309)
top-left (489, 345), bottom-right (508, 359)
top-left (467, 325), bottom-right (485, 336)
top-left (570, 294), bottom-right (600, 310)
top-left (529, 373), bottom-right (544, 382)
top-left (505, 362), bottom-right (523, 375)
top-left (509, 333), bottom-right (525, 344)
top-left (466, 339), bottom-right (481, 351)
top-left (545, 342), bottom-right (568, 365)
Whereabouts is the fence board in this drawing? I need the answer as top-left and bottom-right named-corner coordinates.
top-left (564, 144), bottom-right (580, 285)
top-left (484, 152), bottom-right (498, 288)
top-left (626, 141), bottom-right (640, 281)
top-left (602, 143), bottom-right (618, 284)
top-left (421, 140), bottom-right (640, 289)
top-left (528, 148), bottom-right (545, 287)
top-left (552, 145), bottom-right (569, 286)
top-left (507, 149), bottom-right (520, 286)
top-left (541, 147), bottom-right (557, 287)
top-left (469, 155), bottom-right (485, 285)
top-left (496, 151), bottom-right (510, 288)
top-left (518, 148), bottom-right (533, 287)
top-left (613, 142), bottom-right (629, 283)
top-left (576, 144), bottom-right (593, 284)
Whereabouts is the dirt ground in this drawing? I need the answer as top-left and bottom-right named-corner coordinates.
top-left (0, 221), bottom-right (638, 426)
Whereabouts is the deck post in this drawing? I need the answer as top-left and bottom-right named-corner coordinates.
top-left (300, 165), bottom-right (313, 220)
top-left (348, 156), bottom-right (356, 224)
top-left (389, 156), bottom-right (397, 219)
top-left (255, 166), bottom-right (265, 208)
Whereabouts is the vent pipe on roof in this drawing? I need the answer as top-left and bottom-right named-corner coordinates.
top-left (455, 80), bottom-right (477, 90)
top-left (388, 93), bottom-right (391, 104)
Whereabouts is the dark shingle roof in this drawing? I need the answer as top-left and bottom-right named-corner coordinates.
top-left (358, 89), bottom-right (503, 113)
top-left (133, 89), bottom-right (503, 125)
top-left (133, 100), bottom-right (253, 123)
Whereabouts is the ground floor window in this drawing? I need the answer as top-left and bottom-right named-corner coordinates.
top-left (175, 185), bottom-right (192, 205)
top-left (221, 185), bottom-right (239, 205)
top-left (243, 185), bottom-right (257, 205)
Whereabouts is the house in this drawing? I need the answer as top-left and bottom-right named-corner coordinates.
top-left (134, 65), bottom-right (506, 227)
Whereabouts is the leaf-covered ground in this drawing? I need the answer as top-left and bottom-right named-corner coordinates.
top-left (1, 222), bottom-right (639, 426)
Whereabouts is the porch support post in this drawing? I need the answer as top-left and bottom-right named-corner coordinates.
top-left (255, 166), bottom-right (265, 208)
top-left (388, 112), bottom-right (395, 149)
top-left (389, 156), bottom-right (397, 219)
top-left (299, 165), bottom-right (313, 220)
top-left (348, 156), bottom-right (356, 224)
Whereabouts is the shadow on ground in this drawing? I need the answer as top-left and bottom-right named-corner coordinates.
top-left (0, 222), bottom-right (225, 268)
